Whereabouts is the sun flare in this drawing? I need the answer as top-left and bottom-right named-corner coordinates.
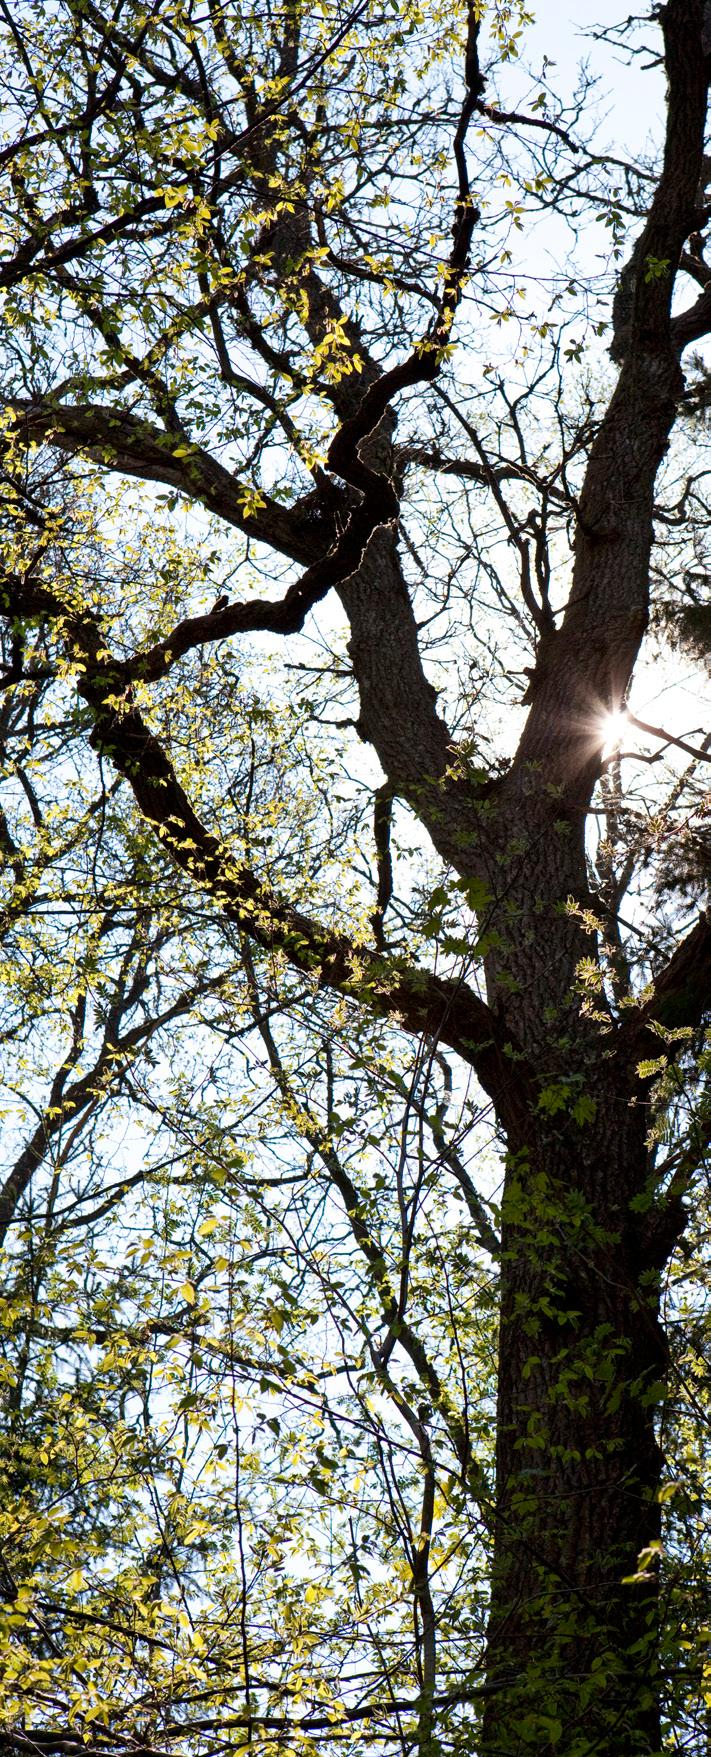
top-left (600, 708), bottom-right (629, 756)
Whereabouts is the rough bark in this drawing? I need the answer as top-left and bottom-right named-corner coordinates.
top-left (481, 1092), bottom-right (666, 1757)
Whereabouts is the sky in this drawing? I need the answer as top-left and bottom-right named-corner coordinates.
top-left (526, 2), bottom-right (664, 159)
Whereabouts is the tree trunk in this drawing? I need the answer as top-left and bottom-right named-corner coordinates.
top-left (481, 1069), bottom-right (669, 1757)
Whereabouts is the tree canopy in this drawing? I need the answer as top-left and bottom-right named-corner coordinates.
top-left (0, 2), bottom-right (709, 1755)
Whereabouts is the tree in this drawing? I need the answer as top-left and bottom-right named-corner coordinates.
top-left (0, 0), bottom-right (709, 1753)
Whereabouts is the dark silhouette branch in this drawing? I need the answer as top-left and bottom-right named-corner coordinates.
top-left (512, 0), bottom-right (710, 800)
top-left (10, 399), bottom-right (333, 567)
top-left (636, 911), bottom-right (711, 1036)
top-left (0, 578), bottom-right (526, 1104)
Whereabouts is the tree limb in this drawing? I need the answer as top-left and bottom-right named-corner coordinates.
top-left (512, 0), bottom-right (710, 801)
top-left (10, 399), bottom-right (333, 566)
top-left (635, 911), bottom-right (711, 1036)
top-left (0, 570), bottom-right (527, 1103)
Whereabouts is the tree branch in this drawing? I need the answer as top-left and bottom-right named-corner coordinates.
top-left (1, 575), bottom-right (526, 1105)
top-left (10, 399), bottom-right (333, 567)
top-left (670, 281), bottom-right (711, 350)
top-left (0, 969), bottom-right (229, 1246)
top-left (512, 0), bottom-right (710, 801)
top-left (635, 911), bottom-right (711, 1035)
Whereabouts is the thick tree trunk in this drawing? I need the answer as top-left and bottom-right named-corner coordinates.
top-left (465, 776), bottom-right (674, 1755)
top-left (481, 1072), bottom-right (668, 1757)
